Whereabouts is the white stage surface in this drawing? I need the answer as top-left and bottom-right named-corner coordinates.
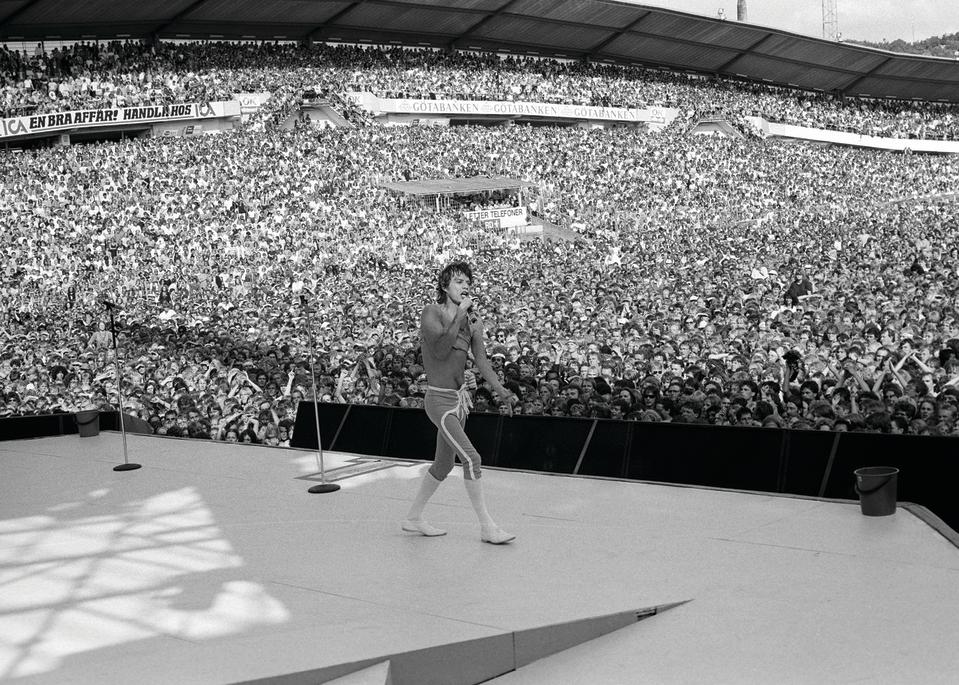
top-left (1, 433), bottom-right (958, 684)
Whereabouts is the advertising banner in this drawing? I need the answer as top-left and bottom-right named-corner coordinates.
top-left (234, 92), bottom-right (271, 120)
top-left (350, 92), bottom-right (678, 126)
top-left (752, 116), bottom-right (959, 154)
top-left (0, 101), bottom-right (240, 140)
top-left (464, 206), bottom-right (528, 229)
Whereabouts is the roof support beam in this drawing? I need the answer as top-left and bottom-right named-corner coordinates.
top-left (0, 0), bottom-right (45, 32)
top-left (839, 56), bottom-right (893, 96)
top-left (310, 0), bottom-right (492, 41)
top-left (588, 10), bottom-right (652, 57)
top-left (307, 1), bottom-right (367, 41)
top-left (152, 0), bottom-right (214, 38)
top-left (450, 0), bottom-right (521, 49)
top-left (713, 32), bottom-right (774, 74)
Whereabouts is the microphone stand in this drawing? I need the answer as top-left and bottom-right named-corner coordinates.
top-left (301, 293), bottom-right (339, 494)
top-left (105, 301), bottom-right (141, 472)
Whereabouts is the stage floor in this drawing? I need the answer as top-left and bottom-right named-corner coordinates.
top-left (1, 433), bottom-right (957, 684)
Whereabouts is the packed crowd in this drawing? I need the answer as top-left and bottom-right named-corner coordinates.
top-left (3, 122), bottom-right (959, 439)
top-left (3, 41), bottom-right (959, 139)
top-left (0, 42), bottom-right (233, 116)
top-left (3, 45), bottom-right (959, 442)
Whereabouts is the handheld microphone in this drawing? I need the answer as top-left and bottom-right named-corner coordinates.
top-left (465, 296), bottom-right (478, 325)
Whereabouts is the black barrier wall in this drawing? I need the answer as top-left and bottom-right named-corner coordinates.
top-left (0, 411), bottom-right (123, 441)
top-left (292, 402), bottom-right (959, 532)
top-left (5, 408), bottom-right (954, 533)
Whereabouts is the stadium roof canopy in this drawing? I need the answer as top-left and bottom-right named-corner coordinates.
top-left (380, 176), bottom-right (535, 196)
top-left (2, 0), bottom-right (958, 103)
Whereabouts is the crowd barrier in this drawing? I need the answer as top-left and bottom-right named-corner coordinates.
top-left (291, 403), bottom-right (959, 533)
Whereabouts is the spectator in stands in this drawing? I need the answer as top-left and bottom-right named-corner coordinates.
top-left (3, 41), bottom-right (959, 444)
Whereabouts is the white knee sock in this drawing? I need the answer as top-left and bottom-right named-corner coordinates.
top-left (406, 471), bottom-right (443, 521)
top-left (464, 478), bottom-right (497, 529)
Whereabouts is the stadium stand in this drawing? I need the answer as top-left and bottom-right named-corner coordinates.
top-left (2, 41), bottom-right (959, 441)
top-left (4, 42), bottom-right (959, 136)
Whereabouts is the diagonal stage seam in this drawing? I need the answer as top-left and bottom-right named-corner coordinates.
top-left (512, 601), bottom-right (692, 669)
top-left (234, 602), bottom-right (692, 685)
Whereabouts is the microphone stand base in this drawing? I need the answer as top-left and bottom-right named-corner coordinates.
top-left (113, 463), bottom-right (142, 472)
top-left (308, 483), bottom-right (340, 494)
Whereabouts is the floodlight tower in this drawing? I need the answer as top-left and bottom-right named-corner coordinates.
top-left (737, 0), bottom-right (748, 22)
top-left (822, 0), bottom-right (839, 41)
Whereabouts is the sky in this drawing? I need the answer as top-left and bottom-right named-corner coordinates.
top-left (637, 0), bottom-right (959, 43)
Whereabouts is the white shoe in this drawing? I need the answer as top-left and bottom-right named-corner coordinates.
top-left (402, 519), bottom-right (447, 537)
top-left (481, 525), bottom-right (516, 545)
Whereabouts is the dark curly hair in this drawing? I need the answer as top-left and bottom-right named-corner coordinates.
top-left (436, 262), bottom-right (473, 304)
